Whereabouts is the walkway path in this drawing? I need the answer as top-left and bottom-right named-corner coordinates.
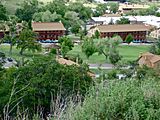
top-left (89, 63), bottom-right (114, 69)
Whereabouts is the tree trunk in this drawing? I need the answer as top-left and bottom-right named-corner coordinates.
top-left (9, 43), bottom-right (12, 55)
top-left (19, 48), bottom-right (24, 55)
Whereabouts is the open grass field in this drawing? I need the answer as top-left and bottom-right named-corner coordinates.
top-left (68, 45), bottom-right (150, 63)
top-left (0, 44), bottom-right (150, 64)
top-left (0, 44), bottom-right (42, 61)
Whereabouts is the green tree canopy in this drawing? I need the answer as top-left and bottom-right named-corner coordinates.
top-left (149, 38), bottom-right (160, 55)
top-left (0, 56), bottom-right (93, 119)
top-left (33, 10), bottom-right (61, 22)
top-left (82, 37), bottom-right (97, 59)
top-left (15, 0), bottom-right (39, 22)
top-left (125, 34), bottom-right (134, 44)
top-left (95, 36), bottom-right (121, 64)
top-left (116, 17), bottom-right (130, 24)
top-left (107, 2), bottom-right (119, 14)
top-left (63, 78), bottom-right (160, 120)
top-left (17, 28), bottom-right (41, 55)
top-left (0, 3), bottom-right (8, 21)
top-left (2, 17), bottom-right (19, 54)
top-left (59, 36), bottom-right (74, 58)
top-left (68, 2), bottom-right (92, 22)
top-left (94, 3), bottom-right (108, 17)
top-left (92, 30), bottom-right (100, 39)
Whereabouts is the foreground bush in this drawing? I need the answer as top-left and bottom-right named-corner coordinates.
top-left (0, 56), bottom-right (93, 119)
top-left (62, 79), bottom-right (160, 120)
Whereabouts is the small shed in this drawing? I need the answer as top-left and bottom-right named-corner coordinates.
top-left (138, 52), bottom-right (160, 68)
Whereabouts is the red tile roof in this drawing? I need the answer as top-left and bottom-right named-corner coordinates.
top-left (32, 22), bottom-right (66, 31)
top-left (97, 24), bottom-right (150, 33)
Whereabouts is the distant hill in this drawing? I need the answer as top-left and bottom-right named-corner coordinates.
top-left (2, 0), bottom-right (53, 14)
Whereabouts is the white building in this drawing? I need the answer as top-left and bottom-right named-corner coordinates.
top-left (90, 16), bottom-right (160, 26)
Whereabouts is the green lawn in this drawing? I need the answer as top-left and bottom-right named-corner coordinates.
top-left (0, 45), bottom-right (42, 61)
top-left (68, 45), bottom-right (150, 64)
top-left (0, 44), bottom-right (150, 64)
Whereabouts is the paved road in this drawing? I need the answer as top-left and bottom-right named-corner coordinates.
top-left (89, 63), bottom-right (114, 69)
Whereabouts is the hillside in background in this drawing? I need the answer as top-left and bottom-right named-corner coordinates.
top-left (2, 0), bottom-right (53, 14)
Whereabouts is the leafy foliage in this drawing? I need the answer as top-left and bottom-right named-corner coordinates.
top-left (96, 37), bottom-right (122, 62)
top-left (0, 3), bottom-right (8, 21)
top-left (126, 4), bottom-right (158, 16)
top-left (82, 38), bottom-right (97, 59)
top-left (33, 10), bottom-right (61, 22)
top-left (2, 17), bottom-right (18, 54)
top-left (125, 34), bottom-right (134, 44)
top-left (109, 48), bottom-right (122, 65)
top-left (93, 3), bottom-right (108, 17)
top-left (149, 38), bottom-right (160, 55)
top-left (116, 17), bottom-right (130, 24)
top-left (92, 30), bottom-right (100, 39)
top-left (0, 56), bottom-right (93, 118)
top-left (68, 2), bottom-right (92, 22)
top-left (62, 78), bottom-right (160, 120)
top-left (107, 2), bottom-right (119, 14)
top-left (17, 28), bottom-right (41, 55)
top-left (15, 0), bottom-right (39, 22)
top-left (70, 24), bottom-right (81, 35)
top-left (59, 36), bottom-right (74, 58)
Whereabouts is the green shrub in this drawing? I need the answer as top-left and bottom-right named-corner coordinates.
top-left (62, 78), bottom-right (160, 120)
top-left (0, 56), bottom-right (93, 119)
top-left (0, 52), bottom-right (5, 59)
top-left (50, 48), bottom-right (57, 55)
top-left (107, 69), bottom-right (117, 79)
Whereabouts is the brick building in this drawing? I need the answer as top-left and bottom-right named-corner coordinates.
top-left (32, 22), bottom-right (66, 41)
top-left (88, 24), bottom-right (150, 41)
top-left (119, 3), bottom-right (149, 14)
top-left (0, 31), bottom-right (5, 39)
top-left (0, 25), bottom-right (9, 39)
top-left (138, 52), bottom-right (160, 69)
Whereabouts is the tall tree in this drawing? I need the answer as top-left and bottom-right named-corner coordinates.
top-left (17, 29), bottom-right (41, 55)
top-left (125, 34), bottom-right (134, 44)
top-left (92, 30), bottom-right (100, 39)
top-left (82, 37), bottom-right (97, 59)
top-left (45, 0), bottom-right (67, 17)
top-left (96, 37), bottom-right (121, 64)
top-left (33, 10), bottom-right (61, 22)
top-left (149, 38), bottom-right (160, 55)
top-left (70, 23), bottom-right (81, 35)
top-left (64, 11), bottom-right (83, 34)
top-left (109, 48), bottom-right (121, 65)
top-left (94, 3), bottom-right (108, 17)
top-left (15, 0), bottom-right (39, 22)
top-left (116, 17), bottom-right (130, 24)
top-left (68, 2), bottom-right (92, 22)
top-left (107, 2), bottom-right (119, 14)
top-left (0, 22), bottom-right (6, 44)
top-left (0, 3), bottom-right (8, 21)
top-left (59, 36), bottom-right (74, 58)
top-left (3, 17), bottom-right (19, 54)
top-left (0, 56), bottom-right (93, 119)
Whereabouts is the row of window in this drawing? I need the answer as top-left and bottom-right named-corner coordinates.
top-left (40, 35), bottom-right (59, 38)
top-left (101, 34), bottom-right (146, 39)
top-left (102, 31), bottom-right (146, 35)
top-left (38, 31), bottom-right (64, 34)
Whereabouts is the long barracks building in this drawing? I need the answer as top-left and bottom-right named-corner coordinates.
top-left (32, 22), bottom-right (66, 40)
top-left (88, 24), bottom-right (151, 41)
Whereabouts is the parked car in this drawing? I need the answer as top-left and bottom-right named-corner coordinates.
top-left (39, 40), bottom-right (59, 43)
top-left (7, 58), bottom-right (13, 62)
top-left (132, 40), bottom-right (141, 43)
top-left (141, 40), bottom-right (155, 44)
